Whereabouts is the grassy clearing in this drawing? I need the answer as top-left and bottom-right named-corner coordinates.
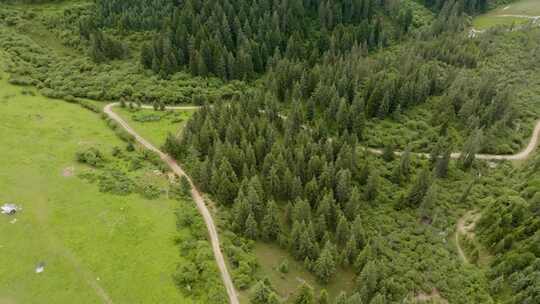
top-left (473, 0), bottom-right (540, 29)
top-left (250, 243), bottom-right (355, 301)
top-left (114, 106), bottom-right (195, 147)
top-left (0, 70), bottom-right (198, 303)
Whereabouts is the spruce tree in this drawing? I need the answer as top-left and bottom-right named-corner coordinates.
top-left (358, 261), bottom-right (379, 303)
top-left (459, 129), bottom-right (483, 170)
top-left (250, 281), bottom-right (270, 304)
top-left (294, 283), bottom-right (315, 304)
top-left (245, 212), bottom-right (259, 239)
top-left (262, 201), bottom-right (281, 241)
top-left (435, 148), bottom-right (451, 178)
top-left (365, 172), bottom-right (378, 202)
top-left (179, 175), bottom-right (191, 197)
top-left (314, 241), bottom-right (336, 283)
top-left (335, 215), bottom-right (350, 246)
top-left (318, 289), bottom-right (329, 304)
top-left (404, 168), bottom-right (432, 208)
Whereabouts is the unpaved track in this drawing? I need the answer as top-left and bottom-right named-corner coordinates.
top-left (455, 211), bottom-right (481, 264)
top-left (360, 119), bottom-right (540, 161)
top-left (138, 104), bottom-right (540, 161)
top-left (104, 103), bottom-right (239, 304)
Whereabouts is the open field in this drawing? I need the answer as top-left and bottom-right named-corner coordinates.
top-left (0, 70), bottom-right (198, 303)
top-left (474, 0), bottom-right (540, 29)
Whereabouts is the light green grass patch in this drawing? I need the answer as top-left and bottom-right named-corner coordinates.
top-left (0, 70), bottom-right (196, 303)
top-left (473, 15), bottom-right (530, 29)
top-left (473, 0), bottom-right (540, 29)
top-left (115, 106), bottom-right (195, 147)
top-left (249, 243), bottom-right (355, 301)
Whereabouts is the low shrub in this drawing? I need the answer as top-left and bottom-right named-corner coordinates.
top-left (76, 147), bottom-right (105, 167)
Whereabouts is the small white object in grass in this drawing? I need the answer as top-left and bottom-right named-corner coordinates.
top-left (503, 6), bottom-right (510, 11)
top-left (97, 277), bottom-right (100, 281)
top-left (35, 262), bottom-right (45, 274)
top-left (1, 204), bottom-right (19, 215)
top-left (10, 218), bottom-right (17, 224)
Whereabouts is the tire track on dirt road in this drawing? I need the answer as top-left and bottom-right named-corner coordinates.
top-left (104, 103), bottom-right (239, 304)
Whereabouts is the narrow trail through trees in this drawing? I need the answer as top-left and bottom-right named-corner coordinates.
top-left (455, 211), bottom-right (481, 264)
top-left (104, 103), bottom-right (239, 304)
top-left (139, 103), bottom-right (540, 161)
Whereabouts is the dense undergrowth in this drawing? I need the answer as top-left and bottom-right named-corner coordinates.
top-left (0, 4), bottom-right (244, 104)
top-left (476, 155), bottom-right (540, 304)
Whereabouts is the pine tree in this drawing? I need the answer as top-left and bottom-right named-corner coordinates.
top-left (336, 169), bottom-right (352, 203)
top-left (404, 168), bottom-right (432, 208)
top-left (343, 234), bottom-right (358, 265)
top-left (400, 146), bottom-right (411, 177)
top-left (348, 293), bottom-right (363, 304)
top-left (358, 261), bottom-right (379, 303)
top-left (435, 148), bottom-right (451, 178)
top-left (419, 184), bottom-right (438, 222)
top-left (345, 187), bottom-right (361, 219)
top-left (267, 292), bottom-right (280, 304)
top-left (382, 144), bottom-right (395, 162)
top-left (262, 201), bottom-right (281, 241)
top-left (351, 215), bottom-right (365, 249)
top-left (294, 283), bottom-right (315, 304)
top-left (365, 172), bottom-right (378, 202)
top-left (293, 198), bottom-right (312, 224)
top-left (250, 280), bottom-right (271, 304)
top-left (318, 289), bottom-right (329, 304)
top-left (245, 212), bottom-right (259, 239)
top-left (335, 215), bottom-right (350, 246)
top-left (214, 159), bottom-right (239, 204)
top-left (459, 129), bottom-right (483, 170)
top-left (351, 94), bottom-right (366, 138)
top-left (335, 292), bottom-right (348, 304)
top-left (314, 242), bottom-right (336, 283)
top-left (179, 175), bottom-right (191, 197)
top-left (369, 293), bottom-right (386, 304)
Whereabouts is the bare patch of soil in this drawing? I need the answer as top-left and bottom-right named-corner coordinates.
top-left (414, 289), bottom-right (448, 303)
top-left (62, 166), bottom-right (75, 177)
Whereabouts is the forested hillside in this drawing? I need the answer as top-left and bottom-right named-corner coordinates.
top-left (0, 0), bottom-right (539, 303)
top-left (476, 155), bottom-right (540, 304)
top-left (88, 0), bottom-right (416, 80)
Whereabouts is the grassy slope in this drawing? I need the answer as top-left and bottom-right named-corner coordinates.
top-left (0, 71), bottom-right (196, 303)
top-left (474, 0), bottom-right (540, 29)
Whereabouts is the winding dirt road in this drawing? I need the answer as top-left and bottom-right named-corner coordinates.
top-left (103, 103), bottom-right (239, 304)
top-left (140, 104), bottom-right (540, 161)
top-left (358, 119), bottom-right (540, 161)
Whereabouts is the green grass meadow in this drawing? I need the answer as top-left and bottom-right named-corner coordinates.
top-left (0, 71), bottom-right (197, 303)
top-left (473, 0), bottom-right (540, 29)
top-left (115, 107), bottom-right (195, 147)
top-left (251, 243), bottom-right (355, 301)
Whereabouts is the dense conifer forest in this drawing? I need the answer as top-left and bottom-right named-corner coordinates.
top-left (0, 0), bottom-right (539, 303)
